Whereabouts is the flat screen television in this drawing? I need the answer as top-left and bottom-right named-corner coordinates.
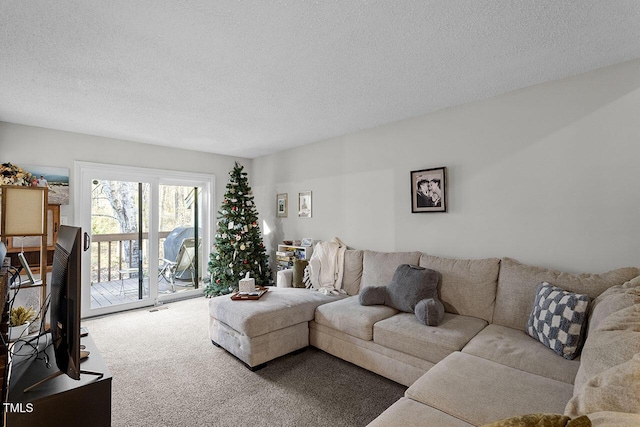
top-left (24, 225), bottom-right (101, 392)
top-left (50, 224), bottom-right (83, 380)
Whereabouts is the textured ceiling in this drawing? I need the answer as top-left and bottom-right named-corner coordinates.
top-left (1, 1), bottom-right (640, 158)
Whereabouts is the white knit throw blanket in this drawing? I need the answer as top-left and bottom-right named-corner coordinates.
top-left (303, 237), bottom-right (347, 295)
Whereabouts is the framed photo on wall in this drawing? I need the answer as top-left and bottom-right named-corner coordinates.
top-left (22, 164), bottom-right (70, 205)
top-left (411, 167), bottom-right (447, 213)
top-left (298, 191), bottom-right (312, 218)
top-left (276, 193), bottom-right (288, 218)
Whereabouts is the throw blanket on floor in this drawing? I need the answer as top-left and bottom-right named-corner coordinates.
top-left (303, 238), bottom-right (347, 295)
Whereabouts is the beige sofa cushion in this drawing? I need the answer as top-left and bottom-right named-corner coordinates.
top-left (367, 397), bottom-right (473, 427)
top-left (360, 250), bottom-right (421, 289)
top-left (463, 324), bottom-right (580, 384)
top-left (586, 276), bottom-right (640, 335)
top-left (565, 353), bottom-right (640, 418)
top-left (311, 321), bottom-right (435, 386)
top-left (374, 312), bottom-right (487, 364)
top-left (420, 254), bottom-right (500, 323)
top-left (406, 351), bottom-right (574, 426)
top-left (493, 258), bottom-right (639, 330)
top-left (586, 411), bottom-right (640, 427)
top-left (208, 287), bottom-right (340, 337)
top-left (313, 295), bottom-right (398, 341)
top-left (342, 249), bottom-right (363, 295)
top-left (573, 304), bottom-right (640, 393)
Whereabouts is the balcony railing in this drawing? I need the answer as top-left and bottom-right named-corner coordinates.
top-left (91, 231), bottom-right (170, 284)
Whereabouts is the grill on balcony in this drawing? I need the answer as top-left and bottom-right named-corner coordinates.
top-left (163, 227), bottom-right (200, 281)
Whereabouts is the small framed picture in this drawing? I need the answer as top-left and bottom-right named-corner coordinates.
top-left (276, 193), bottom-right (288, 218)
top-left (298, 191), bottom-right (312, 218)
top-left (411, 167), bottom-right (447, 213)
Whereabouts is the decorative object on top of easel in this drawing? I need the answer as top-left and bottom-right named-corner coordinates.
top-left (276, 193), bottom-right (288, 218)
top-left (411, 167), bottom-right (447, 213)
top-left (205, 162), bottom-right (272, 297)
top-left (298, 191), bottom-right (312, 218)
top-left (0, 163), bottom-right (33, 186)
top-left (9, 305), bottom-right (36, 341)
top-left (239, 272), bottom-right (256, 293)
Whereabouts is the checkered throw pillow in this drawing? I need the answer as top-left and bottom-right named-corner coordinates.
top-left (526, 282), bottom-right (590, 360)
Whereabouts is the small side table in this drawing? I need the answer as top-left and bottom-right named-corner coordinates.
top-left (118, 268), bottom-right (138, 294)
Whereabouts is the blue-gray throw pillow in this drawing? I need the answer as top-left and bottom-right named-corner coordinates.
top-left (526, 282), bottom-right (590, 360)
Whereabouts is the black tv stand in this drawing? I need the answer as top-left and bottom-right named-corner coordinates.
top-left (7, 333), bottom-right (112, 427)
top-left (23, 367), bottom-right (104, 393)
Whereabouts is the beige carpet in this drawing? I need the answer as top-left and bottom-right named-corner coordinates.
top-left (82, 297), bottom-right (406, 427)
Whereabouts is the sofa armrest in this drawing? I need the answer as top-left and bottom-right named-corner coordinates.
top-left (277, 269), bottom-right (293, 287)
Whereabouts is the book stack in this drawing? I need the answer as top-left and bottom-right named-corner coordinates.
top-left (276, 247), bottom-right (306, 271)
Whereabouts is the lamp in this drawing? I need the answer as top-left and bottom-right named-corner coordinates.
top-left (0, 185), bottom-right (48, 294)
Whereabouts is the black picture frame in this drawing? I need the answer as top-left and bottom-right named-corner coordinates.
top-left (411, 167), bottom-right (447, 213)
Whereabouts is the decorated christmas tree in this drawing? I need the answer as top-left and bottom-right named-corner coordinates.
top-left (204, 162), bottom-right (272, 297)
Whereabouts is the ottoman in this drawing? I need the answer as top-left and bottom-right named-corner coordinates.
top-left (208, 287), bottom-right (342, 369)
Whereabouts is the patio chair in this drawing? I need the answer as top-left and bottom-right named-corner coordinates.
top-left (159, 237), bottom-right (200, 292)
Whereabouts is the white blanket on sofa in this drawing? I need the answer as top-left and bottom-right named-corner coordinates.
top-left (304, 237), bottom-right (347, 295)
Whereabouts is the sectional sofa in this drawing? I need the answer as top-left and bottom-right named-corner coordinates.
top-left (209, 250), bottom-right (640, 426)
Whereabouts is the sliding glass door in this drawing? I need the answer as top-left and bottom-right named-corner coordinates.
top-left (76, 162), bottom-right (214, 318)
top-left (89, 179), bottom-right (151, 309)
top-left (157, 184), bottom-right (203, 296)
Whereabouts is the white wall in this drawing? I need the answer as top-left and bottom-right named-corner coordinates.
top-left (253, 59), bottom-right (640, 273)
top-left (0, 122), bottom-right (249, 226)
top-left (3, 59), bottom-right (639, 275)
